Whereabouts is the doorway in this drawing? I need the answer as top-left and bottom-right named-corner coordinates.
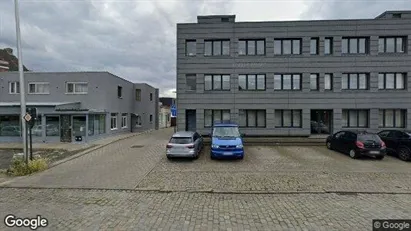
top-left (185, 110), bottom-right (196, 132)
top-left (310, 110), bottom-right (332, 134)
top-left (60, 115), bottom-right (72, 142)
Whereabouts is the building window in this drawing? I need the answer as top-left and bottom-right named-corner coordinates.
top-left (150, 93), bottom-right (153, 101)
top-left (66, 82), bottom-right (88, 94)
top-left (204, 75), bottom-right (230, 91)
top-left (150, 114), bottom-right (153, 123)
top-left (136, 89), bottom-right (141, 101)
top-left (379, 109), bottom-right (406, 128)
top-left (238, 39), bottom-right (265, 55)
top-left (378, 73), bottom-right (405, 90)
top-left (0, 115), bottom-right (21, 136)
top-left (28, 82), bottom-right (50, 94)
top-left (117, 86), bottom-right (122, 98)
top-left (275, 110), bottom-right (302, 128)
top-left (238, 74), bottom-right (265, 90)
top-left (342, 37), bottom-right (369, 54)
top-left (324, 73), bottom-right (333, 90)
top-left (121, 113), bottom-right (127, 128)
top-left (324, 37), bottom-right (333, 55)
top-left (186, 74), bottom-right (196, 91)
top-left (342, 110), bottom-right (369, 128)
top-left (310, 38), bottom-right (319, 55)
top-left (204, 40), bottom-right (230, 56)
top-left (239, 110), bottom-right (266, 127)
top-left (186, 40), bottom-right (196, 56)
top-left (274, 39), bottom-right (301, 55)
top-left (378, 37), bottom-right (406, 53)
top-left (9, 81), bottom-right (20, 94)
top-left (46, 116), bottom-right (60, 137)
top-left (392, 13), bottom-right (402, 18)
top-left (342, 73), bottom-right (368, 90)
top-left (274, 74), bottom-right (301, 90)
top-left (310, 74), bottom-right (319, 90)
top-left (204, 109), bottom-right (230, 127)
top-left (110, 113), bottom-right (118, 130)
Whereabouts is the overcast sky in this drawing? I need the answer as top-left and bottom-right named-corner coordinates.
top-left (0, 0), bottom-right (410, 97)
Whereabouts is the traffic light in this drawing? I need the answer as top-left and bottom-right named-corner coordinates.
top-left (26, 107), bottom-right (37, 118)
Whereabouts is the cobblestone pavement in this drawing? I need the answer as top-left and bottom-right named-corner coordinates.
top-left (137, 146), bottom-right (411, 192)
top-left (0, 188), bottom-right (410, 231)
top-left (1, 128), bottom-right (174, 189)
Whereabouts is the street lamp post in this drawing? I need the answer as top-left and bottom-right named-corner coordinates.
top-left (14, 0), bottom-right (28, 164)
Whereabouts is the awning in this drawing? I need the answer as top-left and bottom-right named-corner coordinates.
top-left (0, 102), bottom-right (80, 107)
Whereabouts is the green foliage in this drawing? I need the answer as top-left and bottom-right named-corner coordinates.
top-left (9, 157), bottom-right (48, 176)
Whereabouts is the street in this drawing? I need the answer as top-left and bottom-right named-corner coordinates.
top-left (0, 128), bottom-right (410, 230)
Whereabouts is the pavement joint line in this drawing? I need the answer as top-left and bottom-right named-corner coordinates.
top-left (1, 186), bottom-right (411, 195)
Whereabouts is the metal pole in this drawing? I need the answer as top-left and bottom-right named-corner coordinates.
top-left (29, 127), bottom-right (33, 160)
top-left (14, 0), bottom-right (28, 164)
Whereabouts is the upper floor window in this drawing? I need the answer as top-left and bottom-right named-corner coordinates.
top-left (342, 73), bottom-right (368, 90)
top-left (274, 39), bottom-right (301, 55)
top-left (186, 74), bottom-right (196, 91)
top-left (150, 93), bottom-right (153, 101)
top-left (274, 74), bottom-right (301, 90)
top-left (324, 73), bottom-right (333, 90)
top-left (379, 109), bottom-right (406, 128)
top-left (342, 109), bottom-right (369, 128)
top-left (29, 82), bottom-right (50, 94)
top-left (238, 74), bottom-right (265, 90)
top-left (378, 73), bottom-right (405, 90)
top-left (238, 39), bottom-right (265, 55)
top-left (204, 40), bottom-right (230, 56)
top-left (135, 89), bottom-right (141, 101)
top-left (117, 86), bottom-right (122, 98)
top-left (185, 40), bottom-right (196, 56)
top-left (204, 74), bottom-right (230, 91)
top-left (324, 37), bottom-right (333, 55)
top-left (275, 110), bottom-right (302, 128)
top-left (66, 82), bottom-right (87, 94)
top-left (342, 37), bottom-right (369, 54)
top-left (239, 110), bottom-right (266, 128)
top-left (310, 73), bottom-right (319, 90)
top-left (9, 81), bottom-right (20, 94)
top-left (378, 37), bottom-right (406, 53)
top-left (310, 38), bottom-right (319, 55)
top-left (392, 13), bottom-right (402, 18)
top-left (204, 109), bottom-right (230, 127)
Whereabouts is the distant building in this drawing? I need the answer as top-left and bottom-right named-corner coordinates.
top-left (159, 102), bottom-right (171, 128)
top-left (0, 60), bottom-right (9, 72)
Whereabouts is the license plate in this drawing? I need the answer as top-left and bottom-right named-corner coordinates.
top-left (223, 152), bottom-right (232, 155)
top-left (369, 151), bottom-right (380, 154)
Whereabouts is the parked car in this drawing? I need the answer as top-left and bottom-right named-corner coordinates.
top-left (377, 130), bottom-right (411, 161)
top-left (326, 130), bottom-right (386, 159)
top-left (209, 121), bottom-right (244, 160)
top-left (166, 131), bottom-right (203, 159)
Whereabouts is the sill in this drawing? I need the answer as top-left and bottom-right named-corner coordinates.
top-left (118, 97), bottom-right (123, 99)
top-left (28, 93), bottom-right (50, 95)
top-left (377, 52), bottom-right (407, 56)
top-left (204, 55), bottom-right (230, 57)
top-left (9, 93), bottom-right (20, 94)
top-left (65, 92), bottom-right (88, 95)
top-left (342, 89), bottom-right (369, 91)
top-left (238, 54), bottom-right (266, 56)
top-left (274, 89), bottom-right (302, 91)
top-left (342, 127), bottom-right (369, 129)
top-left (111, 128), bottom-right (118, 131)
top-left (239, 89), bottom-right (266, 91)
top-left (379, 127), bottom-right (406, 129)
top-left (274, 54), bottom-right (302, 56)
top-left (239, 126), bottom-right (267, 128)
top-left (341, 53), bottom-right (370, 56)
top-left (204, 90), bottom-right (231, 92)
top-left (186, 54), bottom-right (196, 57)
top-left (275, 127), bottom-right (302, 129)
top-left (378, 89), bottom-right (406, 91)
top-left (122, 126), bottom-right (127, 129)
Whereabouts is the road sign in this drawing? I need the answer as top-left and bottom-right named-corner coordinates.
top-left (23, 113), bottom-right (32, 122)
top-left (170, 104), bottom-right (177, 117)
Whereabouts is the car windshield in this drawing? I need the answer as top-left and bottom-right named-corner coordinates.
top-left (212, 127), bottom-right (240, 138)
top-left (358, 134), bottom-right (381, 142)
top-left (170, 137), bottom-right (192, 144)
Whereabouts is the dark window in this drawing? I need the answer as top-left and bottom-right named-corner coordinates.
top-left (150, 93), bottom-right (153, 101)
top-left (204, 74), bottom-right (230, 91)
top-left (204, 40), bottom-right (230, 56)
top-left (392, 13), bottom-right (402, 18)
top-left (204, 109), bottom-right (230, 127)
top-left (238, 39), bottom-right (265, 55)
top-left (357, 134), bottom-right (381, 142)
top-left (274, 74), bottom-right (301, 90)
top-left (170, 137), bottom-right (192, 144)
top-left (310, 74), bottom-right (319, 90)
top-left (342, 73), bottom-right (369, 90)
top-left (378, 131), bottom-right (390, 137)
top-left (239, 110), bottom-right (266, 127)
top-left (186, 74), bottom-right (196, 91)
top-left (135, 89), bottom-right (141, 101)
top-left (117, 86), bottom-right (122, 98)
top-left (379, 109), bottom-right (406, 128)
top-left (221, 17), bottom-right (229, 22)
top-left (275, 110), bottom-right (302, 128)
top-left (185, 40), bottom-right (196, 56)
top-left (334, 131), bottom-right (345, 139)
top-left (324, 37), bottom-right (333, 55)
top-left (274, 39), bottom-right (301, 55)
top-left (378, 73), bottom-right (405, 90)
top-left (238, 74), bottom-right (265, 90)
top-left (378, 37), bottom-right (406, 53)
top-left (310, 38), bottom-right (319, 55)
top-left (342, 37), bottom-right (369, 54)
top-left (150, 114), bottom-right (153, 123)
top-left (324, 73), bottom-right (333, 90)
top-left (342, 109), bottom-right (369, 128)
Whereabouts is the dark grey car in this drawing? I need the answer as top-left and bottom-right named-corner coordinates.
top-left (166, 131), bottom-right (204, 159)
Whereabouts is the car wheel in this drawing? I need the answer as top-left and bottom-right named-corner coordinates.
top-left (375, 155), bottom-right (384, 160)
top-left (166, 156), bottom-right (172, 160)
top-left (210, 155), bottom-right (216, 160)
top-left (349, 149), bottom-right (358, 159)
top-left (326, 141), bottom-right (332, 150)
top-left (398, 147), bottom-right (411, 161)
top-left (238, 155), bottom-right (244, 160)
top-left (193, 152), bottom-right (199, 159)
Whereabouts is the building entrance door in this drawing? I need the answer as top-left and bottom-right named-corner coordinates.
top-left (310, 110), bottom-right (332, 134)
top-left (185, 110), bottom-right (196, 132)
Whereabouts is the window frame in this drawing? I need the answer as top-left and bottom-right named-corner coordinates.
top-left (135, 89), bottom-right (141, 101)
top-left (324, 73), bottom-right (333, 90)
top-left (185, 74), bottom-right (197, 91)
top-left (324, 37), bottom-right (333, 55)
top-left (274, 74), bottom-right (302, 90)
top-left (9, 81), bottom-right (20, 94)
top-left (65, 82), bottom-right (88, 94)
top-left (185, 40), bottom-right (196, 56)
top-left (238, 74), bottom-right (266, 91)
top-left (342, 37), bottom-right (369, 54)
top-left (239, 110), bottom-right (266, 128)
top-left (341, 73), bottom-right (369, 90)
top-left (310, 73), bottom-right (319, 90)
top-left (274, 39), bottom-right (302, 55)
top-left (379, 109), bottom-right (406, 128)
top-left (275, 110), bottom-right (302, 128)
top-left (117, 86), bottom-right (123, 98)
top-left (204, 74), bottom-right (231, 91)
top-left (28, 82), bottom-right (50, 95)
top-left (204, 109), bottom-right (231, 127)
top-left (150, 93), bottom-right (153, 101)
top-left (121, 114), bottom-right (127, 128)
top-left (150, 114), bottom-right (153, 123)
top-left (378, 73), bottom-right (406, 90)
top-left (342, 109), bottom-right (369, 128)
top-left (110, 113), bottom-right (118, 130)
top-left (204, 40), bottom-right (230, 56)
top-left (378, 36), bottom-right (406, 53)
top-left (310, 37), bottom-right (319, 55)
top-left (238, 39), bottom-right (266, 56)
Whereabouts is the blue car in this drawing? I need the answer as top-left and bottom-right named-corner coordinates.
top-left (210, 122), bottom-right (244, 159)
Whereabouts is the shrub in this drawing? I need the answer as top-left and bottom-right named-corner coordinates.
top-left (9, 158), bottom-right (48, 176)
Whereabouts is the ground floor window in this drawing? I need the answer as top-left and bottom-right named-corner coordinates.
top-left (122, 113), bottom-right (127, 128)
top-left (111, 113), bottom-right (118, 130)
top-left (239, 110), bottom-right (266, 127)
top-left (136, 115), bottom-right (142, 127)
top-left (45, 116), bottom-right (60, 136)
top-left (379, 109), bottom-right (405, 128)
top-left (73, 116), bottom-right (86, 136)
top-left (275, 110), bottom-right (302, 128)
top-left (149, 114), bottom-right (153, 123)
top-left (342, 109), bottom-right (369, 128)
top-left (90, 114), bottom-right (106, 135)
top-left (0, 115), bottom-right (20, 136)
top-left (30, 115), bottom-right (42, 137)
top-left (204, 109), bottom-right (230, 127)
